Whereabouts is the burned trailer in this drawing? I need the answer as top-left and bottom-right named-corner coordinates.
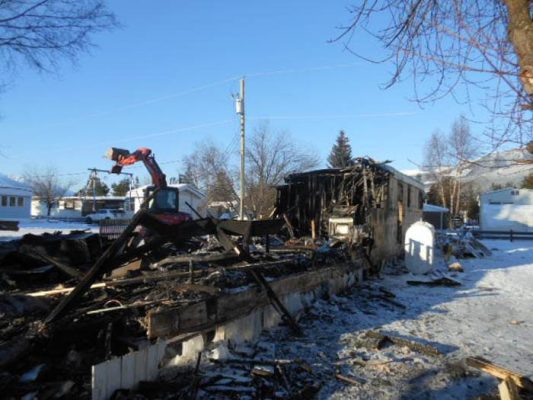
top-left (275, 158), bottom-right (425, 266)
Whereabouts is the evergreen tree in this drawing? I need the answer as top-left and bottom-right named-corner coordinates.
top-left (210, 170), bottom-right (236, 203)
top-left (111, 179), bottom-right (131, 196)
top-left (78, 176), bottom-right (109, 196)
top-left (327, 130), bottom-right (354, 168)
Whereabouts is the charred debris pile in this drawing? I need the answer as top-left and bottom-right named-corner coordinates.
top-left (0, 215), bottom-right (355, 398)
top-left (0, 158), bottom-right (397, 398)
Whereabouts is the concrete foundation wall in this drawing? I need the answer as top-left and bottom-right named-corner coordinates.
top-left (91, 265), bottom-right (362, 400)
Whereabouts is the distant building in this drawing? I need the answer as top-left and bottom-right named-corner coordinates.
top-left (125, 184), bottom-right (207, 218)
top-left (422, 203), bottom-right (449, 230)
top-left (0, 174), bottom-right (32, 220)
top-left (479, 188), bottom-right (533, 231)
top-left (32, 196), bottom-right (126, 218)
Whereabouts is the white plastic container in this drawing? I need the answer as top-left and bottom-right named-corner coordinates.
top-left (404, 221), bottom-right (435, 274)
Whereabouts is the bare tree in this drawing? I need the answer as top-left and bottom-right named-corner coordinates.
top-left (23, 166), bottom-right (73, 216)
top-left (423, 116), bottom-right (479, 220)
top-left (182, 141), bottom-right (239, 208)
top-left (448, 115), bottom-right (479, 214)
top-left (0, 1), bottom-right (117, 75)
top-left (246, 123), bottom-right (320, 218)
top-left (424, 130), bottom-right (450, 209)
top-left (182, 123), bottom-right (320, 218)
top-left (336, 1), bottom-right (532, 146)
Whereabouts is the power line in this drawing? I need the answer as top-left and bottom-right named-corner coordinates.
top-left (48, 77), bottom-right (241, 127)
top-left (46, 62), bottom-right (365, 127)
top-left (46, 120), bottom-right (234, 154)
top-left (248, 112), bottom-right (417, 121)
top-left (245, 62), bottom-right (362, 78)
top-left (24, 171), bottom-right (88, 179)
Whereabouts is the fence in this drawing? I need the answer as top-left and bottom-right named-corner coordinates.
top-left (99, 219), bottom-right (132, 241)
top-left (472, 230), bottom-right (533, 241)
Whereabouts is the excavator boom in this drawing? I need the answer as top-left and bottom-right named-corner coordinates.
top-left (106, 147), bottom-right (167, 188)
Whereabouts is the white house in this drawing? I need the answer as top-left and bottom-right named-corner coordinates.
top-left (479, 188), bottom-right (533, 231)
top-left (125, 184), bottom-right (207, 218)
top-left (32, 196), bottom-right (126, 218)
top-left (0, 174), bottom-right (32, 220)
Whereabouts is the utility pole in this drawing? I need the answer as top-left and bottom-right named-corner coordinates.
top-left (236, 77), bottom-right (246, 220)
top-left (87, 168), bottom-right (98, 212)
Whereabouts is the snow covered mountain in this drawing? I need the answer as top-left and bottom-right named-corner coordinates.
top-left (403, 147), bottom-right (533, 192)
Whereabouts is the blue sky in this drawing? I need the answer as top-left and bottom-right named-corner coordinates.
top-left (0, 1), bottom-right (492, 188)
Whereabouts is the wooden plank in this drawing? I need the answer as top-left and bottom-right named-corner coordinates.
top-left (499, 377), bottom-right (522, 400)
top-left (406, 277), bottom-right (461, 287)
top-left (336, 373), bottom-right (365, 385)
top-left (148, 299), bottom-right (209, 338)
top-left (26, 250), bottom-right (83, 278)
top-left (217, 288), bottom-right (268, 322)
top-left (365, 331), bottom-right (443, 357)
top-left (248, 268), bottom-right (302, 335)
top-left (282, 214), bottom-right (295, 238)
top-left (147, 264), bottom-right (354, 338)
top-left (111, 259), bottom-right (142, 278)
top-left (466, 356), bottom-right (533, 392)
top-left (27, 269), bottom-right (205, 297)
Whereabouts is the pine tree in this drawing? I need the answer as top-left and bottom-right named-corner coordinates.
top-left (78, 176), bottom-right (109, 197)
top-left (111, 179), bottom-right (131, 196)
top-left (210, 170), bottom-right (236, 202)
top-left (327, 130), bottom-right (354, 168)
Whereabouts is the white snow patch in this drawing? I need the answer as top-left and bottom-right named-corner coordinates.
top-left (249, 239), bottom-right (533, 399)
top-left (0, 219), bottom-right (98, 241)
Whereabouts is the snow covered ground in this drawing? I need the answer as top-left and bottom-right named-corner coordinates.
top-left (0, 219), bottom-right (98, 241)
top-left (2, 219), bottom-right (530, 398)
top-left (193, 239), bottom-right (533, 399)
top-left (299, 239), bottom-right (533, 399)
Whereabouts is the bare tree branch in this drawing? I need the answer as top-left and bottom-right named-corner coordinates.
top-left (22, 166), bottom-right (74, 216)
top-left (0, 0), bottom-right (118, 74)
top-left (246, 122), bottom-right (320, 217)
top-left (336, 0), bottom-right (532, 148)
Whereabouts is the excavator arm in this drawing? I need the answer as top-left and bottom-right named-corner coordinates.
top-left (106, 147), bottom-right (167, 188)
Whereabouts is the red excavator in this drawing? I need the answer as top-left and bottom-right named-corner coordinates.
top-left (106, 147), bottom-right (191, 225)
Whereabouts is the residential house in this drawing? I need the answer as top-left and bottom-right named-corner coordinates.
top-left (479, 188), bottom-right (533, 231)
top-left (0, 174), bottom-right (32, 220)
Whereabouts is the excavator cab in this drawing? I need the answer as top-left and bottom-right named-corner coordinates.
top-left (144, 186), bottom-right (191, 225)
top-left (146, 186), bottom-right (179, 212)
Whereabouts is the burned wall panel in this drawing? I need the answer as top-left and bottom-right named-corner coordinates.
top-left (275, 159), bottom-right (424, 264)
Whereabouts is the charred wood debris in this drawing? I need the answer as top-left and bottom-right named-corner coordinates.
top-left (0, 159), bottom-right (394, 399)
